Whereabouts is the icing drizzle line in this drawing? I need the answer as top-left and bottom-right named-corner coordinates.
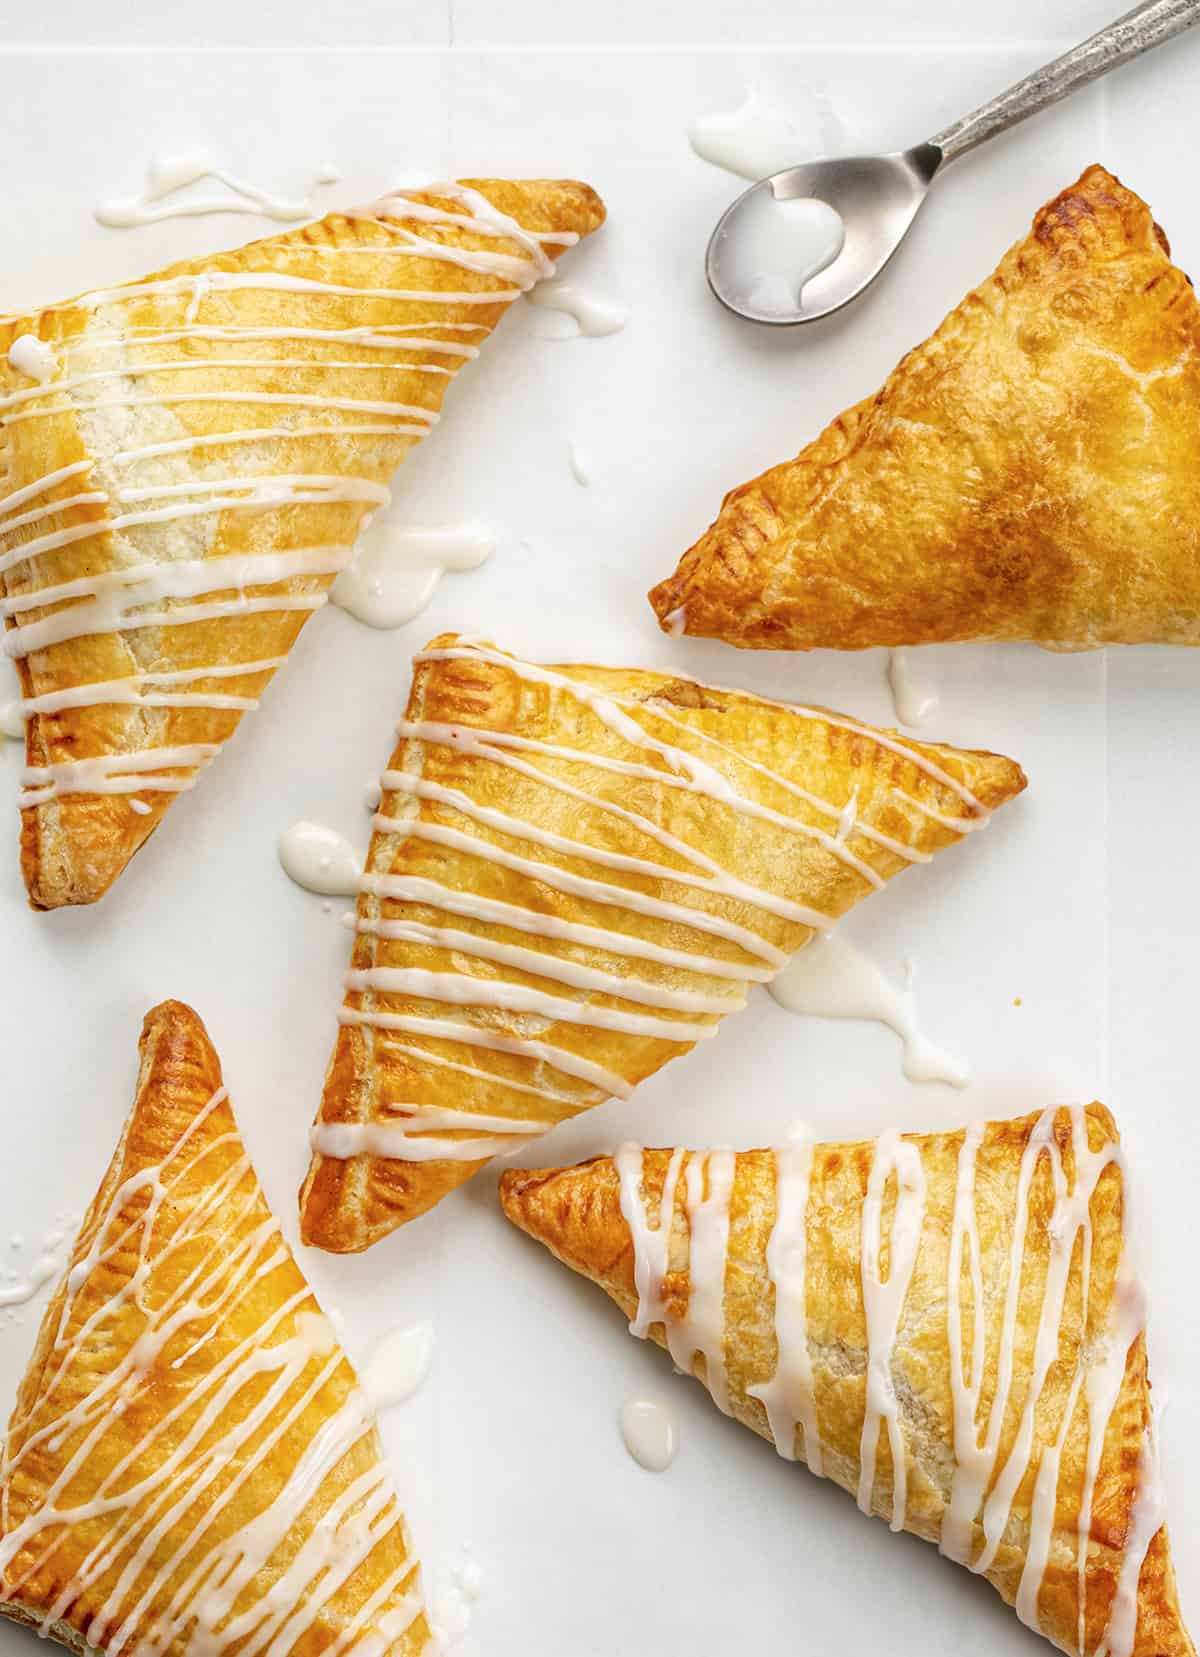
top-left (0, 1085), bottom-right (426, 1655)
top-left (312, 640), bottom-right (990, 1169)
top-left (0, 185), bottom-right (576, 810)
top-left (616, 1112), bottom-right (1159, 1657)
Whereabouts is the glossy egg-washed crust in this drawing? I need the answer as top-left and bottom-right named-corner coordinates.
top-left (650, 164), bottom-right (1200, 652)
top-left (300, 633), bottom-right (1026, 1253)
top-left (501, 1107), bottom-right (1194, 1657)
top-left (0, 1000), bottom-right (431, 1657)
top-left (0, 179), bottom-right (604, 910)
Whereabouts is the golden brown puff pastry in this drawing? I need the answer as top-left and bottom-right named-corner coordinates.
top-left (501, 1108), bottom-right (1194, 1657)
top-left (0, 998), bottom-right (433, 1657)
top-left (650, 164), bottom-right (1200, 653)
top-left (0, 178), bottom-right (604, 910)
top-left (299, 633), bottom-right (1026, 1253)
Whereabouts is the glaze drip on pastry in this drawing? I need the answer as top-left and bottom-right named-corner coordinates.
top-left (300, 634), bottom-right (1026, 1250)
top-left (0, 1000), bottom-right (432, 1657)
top-left (502, 1109), bottom-right (1193, 1657)
top-left (0, 178), bottom-right (605, 907)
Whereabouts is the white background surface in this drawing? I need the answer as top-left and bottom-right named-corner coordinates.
top-left (0, 5), bottom-right (1196, 1654)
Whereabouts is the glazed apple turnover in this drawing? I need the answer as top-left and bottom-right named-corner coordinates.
top-left (299, 634), bottom-right (1026, 1252)
top-left (502, 1108), bottom-right (1194, 1657)
top-left (0, 1000), bottom-right (433, 1657)
top-left (0, 177), bottom-right (604, 909)
top-left (650, 165), bottom-right (1200, 654)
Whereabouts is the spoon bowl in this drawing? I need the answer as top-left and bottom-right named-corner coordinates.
top-left (706, 145), bottom-right (941, 326)
top-left (703, 0), bottom-right (1200, 326)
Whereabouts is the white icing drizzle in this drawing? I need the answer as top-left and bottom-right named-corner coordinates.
top-left (0, 185), bottom-right (574, 813)
top-left (373, 772), bottom-right (831, 929)
top-left (346, 964), bottom-right (718, 1044)
top-left (618, 1398), bottom-right (678, 1472)
top-left (747, 1140), bottom-right (822, 1471)
top-left (941, 1106), bottom-right (1152, 1651)
top-left (2, 546), bottom-right (353, 624)
top-left (0, 1084), bottom-right (426, 1654)
top-left (0, 1225), bottom-right (74, 1310)
top-left (392, 716), bottom-right (889, 885)
top-left (278, 821), bottom-right (364, 897)
top-left (20, 744), bottom-right (220, 808)
top-left (428, 1548), bottom-right (482, 1650)
top-left (617, 1145), bottom-right (685, 1337)
top-left (567, 439), bottom-right (592, 485)
top-left (857, 1131), bottom-right (927, 1530)
top-left (1095, 1401), bottom-right (1164, 1657)
top-left (525, 278), bottom-right (627, 338)
top-left (94, 149), bottom-right (335, 229)
top-left (767, 933), bottom-right (969, 1088)
top-left (312, 1105), bottom-right (552, 1163)
top-left (331, 522), bottom-right (494, 630)
top-left (615, 1146), bottom-right (735, 1413)
top-left (690, 85), bottom-right (821, 182)
top-left (887, 649), bottom-right (939, 728)
top-left (616, 1109), bottom-right (1160, 1651)
top-left (7, 335), bottom-right (57, 385)
top-left (318, 639), bottom-right (992, 1170)
top-left (365, 816), bottom-right (790, 969)
top-left (18, 657), bottom-right (287, 718)
top-left (0, 699), bottom-right (23, 740)
top-left (715, 189), bottom-right (844, 318)
top-left (354, 872), bottom-right (772, 985)
top-left (335, 1006), bottom-right (631, 1101)
top-left (347, 914), bottom-right (736, 1015)
top-left (360, 1323), bottom-right (434, 1411)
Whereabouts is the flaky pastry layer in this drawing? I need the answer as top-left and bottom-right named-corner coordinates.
top-left (502, 1107), bottom-right (1194, 1657)
top-left (0, 178), bottom-right (603, 908)
top-left (300, 632), bottom-right (1025, 1252)
top-left (651, 165), bottom-right (1200, 653)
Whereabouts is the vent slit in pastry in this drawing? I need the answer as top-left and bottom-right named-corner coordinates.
top-left (0, 177), bottom-right (605, 908)
top-left (500, 1108), bottom-right (1194, 1657)
top-left (0, 998), bottom-right (432, 1656)
top-left (300, 633), bottom-right (1026, 1250)
top-left (650, 164), bottom-right (1200, 655)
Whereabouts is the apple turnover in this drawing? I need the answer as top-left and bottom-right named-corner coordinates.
top-left (0, 177), bottom-right (604, 909)
top-left (502, 1107), bottom-right (1194, 1657)
top-left (0, 999), bottom-right (433, 1657)
top-left (650, 165), bottom-right (1200, 654)
top-left (299, 633), bottom-right (1026, 1252)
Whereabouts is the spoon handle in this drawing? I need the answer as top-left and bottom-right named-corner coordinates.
top-left (929, 0), bottom-right (1200, 165)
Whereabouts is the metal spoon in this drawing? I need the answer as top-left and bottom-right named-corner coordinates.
top-left (706, 0), bottom-right (1200, 326)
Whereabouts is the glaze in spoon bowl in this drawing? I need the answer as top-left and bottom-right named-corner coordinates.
top-left (707, 145), bottom-right (940, 326)
top-left (706, 0), bottom-right (1200, 326)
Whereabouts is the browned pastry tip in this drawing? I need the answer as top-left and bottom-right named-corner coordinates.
top-left (651, 164), bottom-right (1200, 653)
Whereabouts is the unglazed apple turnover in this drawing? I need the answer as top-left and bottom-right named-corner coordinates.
top-left (501, 1108), bottom-right (1194, 1657)
top-left (0, 999), bottom-right (433, 1657)
top-left (650, 165), bottom-right (1200, 654)
top-left (299, 634), bottom-right (1026, 1252)
top-left (0, 177), bottom-right (604, 909)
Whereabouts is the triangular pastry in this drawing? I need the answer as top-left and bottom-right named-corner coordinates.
top-left (299, 633), bottom-right (1026, 1252)
top-left (650, 165), bottom-right (1200, 653)
top-left (0, 999), bottom-right (433, 1656)
top-left (0, 177), bottom-right (604, 909)
top-left (501, 1108), bottom-right (1194, 1657)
